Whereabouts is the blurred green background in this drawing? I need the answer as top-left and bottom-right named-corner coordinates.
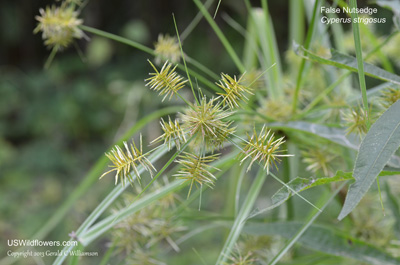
top-left (2, 0), bottom-right (393, 264)
top-left (0, 0), bottom-right (293, 261)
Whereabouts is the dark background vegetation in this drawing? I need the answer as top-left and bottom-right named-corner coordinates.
top-left (0, 0), bottom-right (381, 261)
top-left (0, 0), bottom-right (291, 253)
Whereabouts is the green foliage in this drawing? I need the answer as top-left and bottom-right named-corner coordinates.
top-left (339, 100), bottom-right (400, 220)
top-left (3, 1), bottom-right (400, 265)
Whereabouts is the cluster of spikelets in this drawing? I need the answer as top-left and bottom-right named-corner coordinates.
top-left (34, 0), bottom-right (85, 50)
top-left (111, 192), bottom-right (185, 262)
top-left (101, 58), bottom-right (290, 196)
top-left (240, 126), bottom-right (291, 174)
top-left (100, 135), bottom-right (156, 186)
top-left (154, 34), bottom-right (181, 65)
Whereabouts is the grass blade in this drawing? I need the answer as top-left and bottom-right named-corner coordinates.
top-left (215, 168), bottom-right (267, 265)
top-left (295, 46), bottom-right (400, 85)
top-left (268, 182), bottom-right (346, 265)
top-left (292, 0), bottom-right (320, 113)
top-left (349, 0), bottom-right (370, 128)
top-left (51, 145), bottom-right (171, 265)
top-left (193, 0), bottom-right (245, 73)
top-left (79, 179), bottom-right (186, 246)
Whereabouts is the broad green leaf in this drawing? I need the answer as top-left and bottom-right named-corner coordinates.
top-left (243, 222), bottom-right (400, 265)
top-left (339, 100), bottom-right (400, 220)
top-left (295, 45), bottom-right (400, 85)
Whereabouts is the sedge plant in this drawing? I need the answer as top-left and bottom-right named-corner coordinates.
top-left (20, 0), bottom-right (400, 265)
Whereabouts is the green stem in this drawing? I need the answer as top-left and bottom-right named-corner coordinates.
top-left (296, 72), bottom-right (351, 119)
top-left (132, 136), bottom-right (193, 202)
top-left (291, 0), bottom-right (320, 114)
top-left (268, 182), bottom-right (347, 265)
top-left (79, 25), bottom-right (222, 93)
top-left (349, 0), bottom-right (370, 129)
top-left (173, 14), bottom-right (199, 105)
top-left (44, 46), bottom-right (58, 69)
top-left (80, 25), bottom-right (154, 54)
top-left (216, 168), bottom-right (268, 265)
top-left (193, 0), bottom-right (246, 73)
top-left (180, 0), bottom-right (214, 41)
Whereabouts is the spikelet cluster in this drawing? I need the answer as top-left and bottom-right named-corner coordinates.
top-left (145, 60), bottom-right (187, 101)
top-left (100, 135), bottom-right (156, 186)
top-left (223, 249), bottom-right (256, 265)
top-left (34, 3), bottom-right (84, 50)
top-left (111, 193), bottom-right (185, 259)
top-left (341, 106), bottom-right (369, 138)
top-left (151, 117), bottom-right (187, 150)
top-left (380, 87), bottom-right (400, 109)
top-left (217, 73), bottom-right (253, 109)
top-left (174, 152), bottom-right (220, 197)
top-left (180, 97), bottom-right (235, 151)
top-left (240, 126), bottom-right (290, 173)
top-left (154, 34), bottom-right (181, 65)
top-left (302, 148), bottom-right (336, 176)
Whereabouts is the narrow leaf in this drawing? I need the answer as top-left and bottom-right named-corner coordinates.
top-left (268, 121), bottom-right (400, 168)
top-left (272, 171), bottom-right (400, 207)
top-left (248, 170), bottom-right (400, 219)
top-left (339, 100), bottom-right (400, 220)
top-left (385, 182), bottom-right (400, 238)
top-left (215, 169), bottom-right (267, 265)
top-left (295, 45), bottom-right (400, 85)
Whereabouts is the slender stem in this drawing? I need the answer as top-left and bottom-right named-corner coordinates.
top-left (79, 25), bottom-right (222, 93)
top-left (216, 168), bottom-right (268, 265)
top-left (268, 182), bottom-right (346, 265)
top-left (193, 0), bottom-right (246, 73)
top-left (132, 136), bottom-right (194, 202)
top-left (173, 14), bottom-right (199, 105)
top-left (79, 25), bottom-right (154, 55)
top-left (349, 0), bottom-right (370, 129)
top-left (296, 72), bottom-right (351, 119)
top-left (213, 0), bottom-right (222, 18)
top-left (181, 0), bottom-right (215, 41)
top-left (291, 0), bottom-right (320, 114)
top-left (44, 46), bottom-right (58, 69)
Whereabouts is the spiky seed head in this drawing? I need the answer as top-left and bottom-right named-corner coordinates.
top-left (240, 126), bottom-right (292, 173)
top-left (174, 152), bottom-right (220, 198)
top-left (302, 148), bottom-right (336, 176)
top-left (126, 248), bottom-right (165, 265)
top-left (145, 60), bottom-right (187, 101)
top-left (180, 97), bottom-right (235, 152)
top-left (341, 106), bottom-right (369, 138)
top-left (154, 34), bottom-right (181, 65)
top-left (34, 4), bottom-right (84, 50)
top-left (380, 87), bottom-right (400, 109)
top-left (217, 73), bottom-right (253, 109)
top-left (223, 247), bottom-right (256, 265)
top-left (258, 97), bottom-right (292, 122)
top-left (100, 135), bottom-right (156, 186)
top-left (151, 116), bottom-right (187, 150)
top-left (111, 193), bottom-right (185, 257)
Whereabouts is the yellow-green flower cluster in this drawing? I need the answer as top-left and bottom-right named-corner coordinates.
top-left (34, 2), bottom-right (84, 50)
